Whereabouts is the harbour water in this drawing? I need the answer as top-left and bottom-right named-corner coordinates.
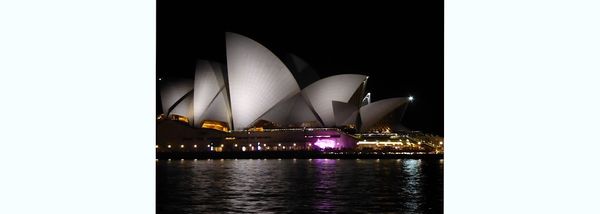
top-left (157, 159), bottom-right (443, 213)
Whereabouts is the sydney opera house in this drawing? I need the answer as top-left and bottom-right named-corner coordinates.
top-left (157, 33), bottom-right (411, 152)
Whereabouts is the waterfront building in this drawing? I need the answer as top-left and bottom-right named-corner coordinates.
top-left (158, 33), bottom-right (411, 151)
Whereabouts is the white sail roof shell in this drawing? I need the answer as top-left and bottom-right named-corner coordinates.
top-left (159, 79), bottom-right (193, 116)
top-left (198, 90), bottom-right (231, 127)
top-left (169, 93), bottom-right (194, 124)
top-left (359, 97), bottom-right (409, 131)
top-left (193, 60), bottom-right (229, 127)
top-left (301, 74), bottom-right (367, 127)
top-left (255, 93), bottom-right (322, 127)
top-left (226, 32), bottom-right (301, 130)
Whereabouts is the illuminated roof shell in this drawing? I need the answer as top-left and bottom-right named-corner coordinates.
top-left (226, 32), bottom-right (301, 130)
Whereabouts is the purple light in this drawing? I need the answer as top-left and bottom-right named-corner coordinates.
top-left (314, 139), bottom-right (336, 149)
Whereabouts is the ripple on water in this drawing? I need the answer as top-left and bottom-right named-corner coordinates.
top-left (157, 159), bottom-right (443, 213)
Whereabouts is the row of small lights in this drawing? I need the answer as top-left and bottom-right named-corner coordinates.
top-left (356, 140), bottom-right (443, 145)
top-left (158, 158), bottom-right (435, 162)
top-left (157, 143), bottom-right (309, 149)
top-left (156, 141), bottom-right (438, 149)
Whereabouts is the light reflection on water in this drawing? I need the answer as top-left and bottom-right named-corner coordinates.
top-left (157, 159), bottom-right (443, 213)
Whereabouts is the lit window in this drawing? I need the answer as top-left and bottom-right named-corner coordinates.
top-left (171, 114), bottom-right (189, 123)
top-left (201, 120), bottom-right (229, 132)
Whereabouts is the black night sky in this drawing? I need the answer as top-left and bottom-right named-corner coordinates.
top-left (157, 2), bottom-right (443, 136)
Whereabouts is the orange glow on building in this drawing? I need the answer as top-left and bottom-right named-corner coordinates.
top-left (201, 120), bottom-right (229, 132)
top-left (248, 127), bottom-right (264, 132)
top-left (169, 114), bottom-right (190, 124)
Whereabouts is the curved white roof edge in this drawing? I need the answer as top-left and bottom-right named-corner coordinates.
top-left (359, 97), bottom-right (409, 132)
top-left (253, 92), bottom-right (298, 127)
top-left (197, 90), bottom-right (231, 128)
top-left (169, 92), bottom-right (194, 124)
top-left (302, 74), bottom-right (367, 127)
top-left (288, 94), bottom-right (323, 127)
top-left (193, 60), bottom-right (228, 127)
top-left (254, 92), bottom-right (323, 128)
top-left (226, 32), bottom-right (301, 130)
top-left (159, 79), bottom-right (194, 115)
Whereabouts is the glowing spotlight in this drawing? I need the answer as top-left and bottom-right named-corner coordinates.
top-left (409, 96), bottom-right (414, 101)
top-left (314, 139), bottom-right (336, 149)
